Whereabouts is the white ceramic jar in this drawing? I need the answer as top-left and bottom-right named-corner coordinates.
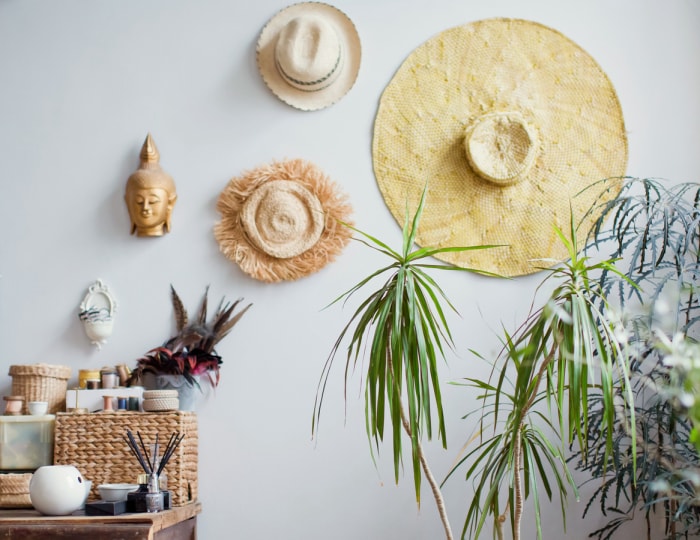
top-left (29, 465), bottom-right (87, 515)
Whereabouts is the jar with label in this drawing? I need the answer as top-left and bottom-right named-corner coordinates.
top-left (79, 369), bottom-right (101, 389)
top-left (100, 367), bottom-right (118, 389)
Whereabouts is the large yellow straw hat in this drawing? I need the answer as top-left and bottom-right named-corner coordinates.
top-left (214, 158), bottom-right (353, 282)
top-left (372, 18), bottom-right (628, 276)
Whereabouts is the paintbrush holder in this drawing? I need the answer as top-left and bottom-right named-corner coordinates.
top-left (127, 485), bottom-right (171, 513)
top-left (127, 490), bottom-right (170, 513)
top-left (145, 473), bottom-right (163, 513)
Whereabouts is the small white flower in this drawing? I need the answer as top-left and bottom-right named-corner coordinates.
top-left (656, 331), bottom-right (693, 371)
top-left (678, 392), bottom-right (695, 408)
top-left (649, 478), bottom-right (671, 493)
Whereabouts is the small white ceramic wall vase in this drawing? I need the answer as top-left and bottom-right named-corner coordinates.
top-left (29, 465), bottom-right (88, 515)
top-left (78, 279), bottom-right (117, 350)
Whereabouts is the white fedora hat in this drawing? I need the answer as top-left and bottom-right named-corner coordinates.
top-left (256, 2), bottom-right (361, 111)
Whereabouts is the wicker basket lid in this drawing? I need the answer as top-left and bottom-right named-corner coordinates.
top-left (9, 364), bottom-right (72, 379)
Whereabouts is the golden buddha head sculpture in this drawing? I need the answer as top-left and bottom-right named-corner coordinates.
top-left (124, 133), bottom-right (177, 237)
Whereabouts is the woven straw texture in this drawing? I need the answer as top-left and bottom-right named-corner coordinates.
top-left (256, 2), bottom-right (362, 111)
top-left (215, 158), bottom-right (353, 282)
top-left (9, 364), bottom-right (71, 415)
top-left (53, 411), bottom-right (198, 506)
top-left (142, 390), bottom-right (179, 400)
top-left (372, 18), bottom-right (628, 276)
top-left (142, 397), bottom-right (180, 412)
top-left (0, 473), bottom-right (32, 508)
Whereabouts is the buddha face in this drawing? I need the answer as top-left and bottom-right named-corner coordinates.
top-left (126, 186), bottom-right (174, 236)
top-left (125, 134), bottom-right (177, 237)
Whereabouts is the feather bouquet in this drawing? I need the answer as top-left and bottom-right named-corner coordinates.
top-left (127, 285), bottom-right (252, 389)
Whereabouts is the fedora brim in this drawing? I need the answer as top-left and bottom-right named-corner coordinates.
top-left (256, 2), bottom-right (361, 111)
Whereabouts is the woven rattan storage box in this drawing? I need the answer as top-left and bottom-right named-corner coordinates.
top-left (0, 472), bottom-right (32, 508)
top-left (53, 411), bottom-right (198, 506)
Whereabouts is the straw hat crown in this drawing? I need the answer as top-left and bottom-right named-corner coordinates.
top-left (257, 2), bottom-right (361, 111)
top-left (214, 159), bottom-right (353, 282)
top-left (274, 15), bottom-right (342, 92)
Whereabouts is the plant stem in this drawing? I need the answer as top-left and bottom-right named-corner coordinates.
top-left (512, 354), bottom-right (553, 540)
top-left (513, 426), bottom-right (523, 540)
top-left (496, 502), bottom-right (509, 540)
top-left (399, 403), bottom-right (454, 540)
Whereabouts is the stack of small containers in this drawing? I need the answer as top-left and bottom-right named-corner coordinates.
top-left (0, 363), bottom-right (71, 508)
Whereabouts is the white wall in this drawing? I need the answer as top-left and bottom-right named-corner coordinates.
top-left (1, 1), bottom-right (698, 538)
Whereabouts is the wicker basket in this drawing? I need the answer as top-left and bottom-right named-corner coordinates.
top-left (9, 364), bottom-right (72, 415)
top-left (53, 411), bottom-right (198, 506)
top-left (0, 472), bottom-right (32, 508)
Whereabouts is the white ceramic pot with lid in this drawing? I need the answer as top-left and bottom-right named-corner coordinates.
top-left (29, 465), bottom-right (87, 515)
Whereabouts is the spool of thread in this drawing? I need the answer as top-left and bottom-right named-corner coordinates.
top-left (3, 396), bottom-right (24, 415)
top-left (102, 395), bottom-right (114, 411)
top-left (117, 396), bottom-right (128, 410)
top-left (86, 379), bottom-right (100, 390)
top-left (116, 364), bottom-right (130, 386)
top-left (128, 396), bottom-right (140, 411)
top-left (101, 368), bottom-right (118, 389)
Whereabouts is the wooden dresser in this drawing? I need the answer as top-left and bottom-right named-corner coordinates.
top-left (0, 501), bottom-right (201, 539)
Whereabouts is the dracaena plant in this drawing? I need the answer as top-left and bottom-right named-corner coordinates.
top-left (127, 285), bottom-right (252, 389)
top-left (445, 211), bottom-right (637, 540)
top-left (312, 187), bottom-right (500, 540)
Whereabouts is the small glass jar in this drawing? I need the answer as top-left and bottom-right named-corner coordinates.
top-left (79, 369), bottom-right (101, 389)
top-left (100, 367), bottom-right (118, 389)
top-left (145, 472), bottom-right (163, 513)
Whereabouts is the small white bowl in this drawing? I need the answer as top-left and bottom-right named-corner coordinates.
top-left (97, 483), bottom-right (139, 502)
top-left (27, 401), bottom-right (49, 416)
top-left (82, 480), bottom-right (92, 507)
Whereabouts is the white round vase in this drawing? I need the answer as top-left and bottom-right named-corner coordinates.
top-left (29, 465), bottom-right (87, 515)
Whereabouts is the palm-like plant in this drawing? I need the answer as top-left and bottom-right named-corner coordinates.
top-left (312, 187), bottom-right (499, 540)
top-left (446, 213), bottom-right (636, 540)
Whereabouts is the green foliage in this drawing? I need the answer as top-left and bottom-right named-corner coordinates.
top-left (313, 187), bottom-right (499, 504)
top-left (572, 177), bottom-right (700, 539)
top-left (446, 212), bottom-right (635, 540)
top-left (571, 357), bottom-right (700, 540)
top-left (584, 177), bottom-right (700, 329)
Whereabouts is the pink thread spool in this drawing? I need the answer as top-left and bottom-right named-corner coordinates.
top-left (102, 395), bottom-right (114, 411)
top-left (3, 395), bottom-right (24, 415)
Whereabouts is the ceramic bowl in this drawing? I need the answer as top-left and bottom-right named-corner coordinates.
top-left (97, 483), bottom-right (139, 502)
top-left (28, 401), bottom-right (49, 415)
top-left (82, 480), bottom-right (92, 506)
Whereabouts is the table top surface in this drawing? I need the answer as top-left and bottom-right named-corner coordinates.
top-left (0, 501), bottom-right (201, 530)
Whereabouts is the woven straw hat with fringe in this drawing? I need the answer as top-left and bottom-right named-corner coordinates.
top-left (256, 2), bottom-right (361, 111)
top-left (372, 18), bottom-right (628, 277)
top-left (215, 159), bottom-right (353, 282)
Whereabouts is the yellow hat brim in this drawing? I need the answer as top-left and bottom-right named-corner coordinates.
top-left (372, 18), bottom-right (628, 276)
